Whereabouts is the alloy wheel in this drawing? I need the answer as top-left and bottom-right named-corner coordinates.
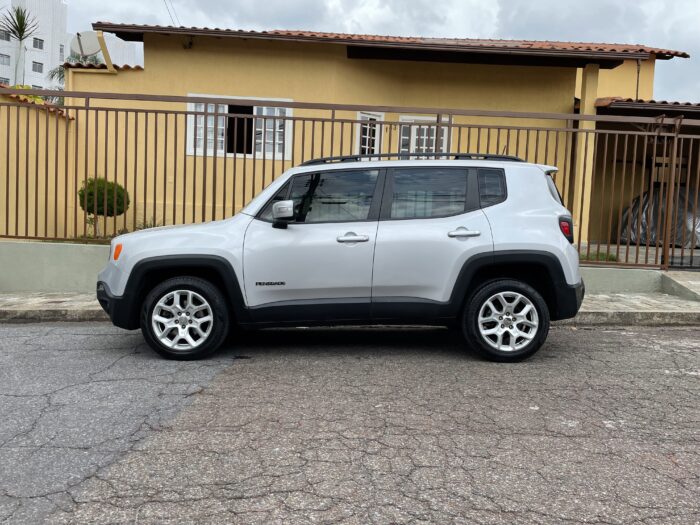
top-left (477, 291), bottom-right (539, 352)
top-left (151, 290), bottom-right (214, 351)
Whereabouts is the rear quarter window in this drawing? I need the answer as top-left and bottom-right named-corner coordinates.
top-left (545, 173), bottom-right (563, 204)
top-left (478, 168), bottom-right (507, 208)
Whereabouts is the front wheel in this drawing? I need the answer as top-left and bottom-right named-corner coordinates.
top-left (141, 276), bottom-right (230, 360)
top-left (462, 279), bottom-right (550, 362)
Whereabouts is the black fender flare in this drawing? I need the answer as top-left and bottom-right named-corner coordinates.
top-left (447, 250), bottom-right (571, 319)
top-left (115, 255), bottom-right (249, 329)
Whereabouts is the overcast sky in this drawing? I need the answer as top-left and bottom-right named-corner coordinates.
top-left (64, 0), bottom-right (699, 101)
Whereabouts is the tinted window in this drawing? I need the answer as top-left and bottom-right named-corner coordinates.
top-left (390, 168), bottom-right (467, 219)
top-left (478, 168), bottom-right (507, 207)
top-left (288, 170), bottom-right (379, 223)
top-left (545, 174), bottom-right (563, 204)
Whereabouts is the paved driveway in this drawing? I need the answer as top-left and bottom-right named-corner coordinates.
top-left (0, 323), bottom-right (698, 524)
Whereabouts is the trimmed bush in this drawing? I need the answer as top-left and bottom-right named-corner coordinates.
top-left (78, 178), bottom-right (130, 217)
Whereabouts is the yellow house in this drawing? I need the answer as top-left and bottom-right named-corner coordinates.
top-left (2, 24), bottom-right (691, 259)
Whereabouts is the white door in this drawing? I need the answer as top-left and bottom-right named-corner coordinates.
top-left (243, 169), bottom-right (382, 315)
top-left (372, 167), bottom-right (493, 303)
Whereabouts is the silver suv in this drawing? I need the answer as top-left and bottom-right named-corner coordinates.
top-left (97, 154), bottom-right (584, 362)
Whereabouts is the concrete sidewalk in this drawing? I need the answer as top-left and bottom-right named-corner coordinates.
top-left (0, 290), bottom-right (699, 326)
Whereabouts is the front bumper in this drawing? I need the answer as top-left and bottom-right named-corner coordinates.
top-left (97, 281), bottom-right (139, 330)
top-left (552, 279), bottom-right (585, 321)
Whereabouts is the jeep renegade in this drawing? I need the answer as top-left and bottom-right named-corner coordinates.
top-left (97, 154), bottom-right (584, 362)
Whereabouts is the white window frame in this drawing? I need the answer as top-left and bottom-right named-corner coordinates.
top-left (186, 94), bottom-right (293, 160)
top-left (59, 44), bottom-right (65, 63)
top-left (32, 37), bottom-right (44, 50)
top-left (355, 111), bottom-right (384, 156)
top-left (0, 54), bottom-right (10, 67)
top-left (398, 115), bottom-right (452, 155)
top-left (0, 77), bottom-right (9, 85)
top-left (0, 30), bottom-right (10, 42)
top-left (31, 61), bottom-right (43, 73)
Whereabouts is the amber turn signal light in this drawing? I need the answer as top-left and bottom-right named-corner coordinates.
top-left (113, 243), bottom-right (123, 260)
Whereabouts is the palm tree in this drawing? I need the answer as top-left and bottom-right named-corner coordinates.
top-left (0, 6), bottom-right (38, 85)
top-left (48, 52), bottom-right (103, 85)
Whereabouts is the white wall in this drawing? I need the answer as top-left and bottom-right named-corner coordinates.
top-left (0, 0), bottom-right (68, 87)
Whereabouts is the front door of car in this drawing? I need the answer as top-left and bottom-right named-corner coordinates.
top-left (371, 166), bottom-right (494, 319)
top-left (243, 168), bottom-right (383, 323)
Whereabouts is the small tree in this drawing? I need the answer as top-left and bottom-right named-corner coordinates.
top-left (0, 6), bottom-right (38, 86)
top-left (78, 178), bottom-right (130, 236)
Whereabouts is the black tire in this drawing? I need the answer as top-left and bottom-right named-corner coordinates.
top-left (140, 276), bottom-right (230, 360)
top-left (462, 279), bottom-right (550, 362)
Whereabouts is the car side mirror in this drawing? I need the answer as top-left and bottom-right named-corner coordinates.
top-left (271, 200), bottom-right (294, 229)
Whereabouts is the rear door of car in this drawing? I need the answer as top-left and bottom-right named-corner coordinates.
top-left (371, 165), bottom-right (494, 319)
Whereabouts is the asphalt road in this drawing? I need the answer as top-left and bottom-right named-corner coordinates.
top-left (0, 323), bottom-right (698, 524)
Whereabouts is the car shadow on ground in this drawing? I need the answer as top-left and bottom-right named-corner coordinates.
top-left (217, 325), bottom-right (482, 361)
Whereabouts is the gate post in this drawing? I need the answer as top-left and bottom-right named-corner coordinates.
top-left (661, 117), bottom-right (683, 270)
top-left (571, 64), bottom-right (599, 246)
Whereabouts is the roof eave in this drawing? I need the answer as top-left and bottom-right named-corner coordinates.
top-left (92, 23), bottom-right (676, 62)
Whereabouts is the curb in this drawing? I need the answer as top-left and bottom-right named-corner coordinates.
top-left (0, 309), bottom-right (699, 326)
top-left (557, 311), bottom-right (700, 326)
top-left (0, 309), bottom-right (109, 323)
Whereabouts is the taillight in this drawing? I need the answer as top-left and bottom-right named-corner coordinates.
top-left (559, 217), bottom-right (574, 243)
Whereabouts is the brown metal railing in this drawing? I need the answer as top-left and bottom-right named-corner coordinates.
top-left (1, 87), bottom-right (700, 269)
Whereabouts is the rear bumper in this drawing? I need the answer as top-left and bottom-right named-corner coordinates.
top-left (97, 281), bottom-right (139, 330)
top-left (552, 279), bottom-right (585, 321)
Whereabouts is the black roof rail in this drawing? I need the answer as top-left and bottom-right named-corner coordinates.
top-left (300, 152), bottom-right (525, 166)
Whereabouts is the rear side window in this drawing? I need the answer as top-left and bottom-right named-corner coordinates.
top-left (478, 168), bottom-right (507, 207)
top-left (389, 168), bottom-right (468, 219)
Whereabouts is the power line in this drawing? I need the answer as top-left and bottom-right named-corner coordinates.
top-left (162, 0), bottom-right (176, 25)
top-left (167, 0), bottom-right (182, 26)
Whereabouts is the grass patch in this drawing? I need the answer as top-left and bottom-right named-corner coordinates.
top-left (579, 251), bottom-right (618, 262)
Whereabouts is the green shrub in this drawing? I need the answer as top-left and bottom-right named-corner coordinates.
top-left (78, 178), bottom-right (130, 217)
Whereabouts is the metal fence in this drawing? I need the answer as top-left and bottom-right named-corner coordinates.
top-left (1, 87), bottom-right (700, 269)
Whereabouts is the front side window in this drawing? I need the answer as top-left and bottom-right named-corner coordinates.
top-left (263, 170), bottom-right (379, 223)
top-left (389, 168), bottom-right (468, 219)
top-left (189, 101), bottom-right (290, 157)
top-left (32, 61), bottom-right (43, 73)
top-left (0, 54), bottom-right (10, 66)
top-left (33, 38), bottom-right (44, 50)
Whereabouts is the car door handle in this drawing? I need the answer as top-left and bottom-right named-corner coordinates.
top-left (337, 232), bottom-right (370, 243)
top-left (448, 228), bottom-right (481, 238)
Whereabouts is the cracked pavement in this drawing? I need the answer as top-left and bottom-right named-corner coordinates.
top-left (0, 323), bottom-right (698, 524)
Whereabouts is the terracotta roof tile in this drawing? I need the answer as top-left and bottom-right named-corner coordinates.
top-left (596, 97), bottom-right (700, 108)
top-left (92, 22), bottom-right (689, 60)
top-left (0, 83), bottom-right (71, 118)
top-left (63, 62), bottom-right (144, 71)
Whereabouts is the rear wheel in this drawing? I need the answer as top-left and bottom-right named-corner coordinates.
top-left (141, 276), bottom-right (229, 360)
top-left (462, 279), bottom-right (549, 362)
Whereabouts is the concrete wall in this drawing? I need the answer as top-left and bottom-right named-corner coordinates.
top-left (0, 240), bottom-right (108, 293)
